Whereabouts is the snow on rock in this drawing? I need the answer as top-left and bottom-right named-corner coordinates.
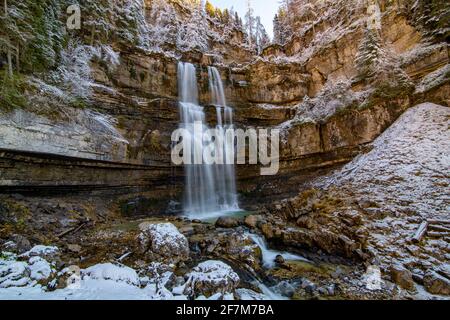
top-left (139, 223), bottom-right (189, 264)
top-left (83, 263), bottom-right (140, 286)
top-left (316, 103), bottom-right (450, 276)
top-left (0, 260), bottom-right (31, 288)
top-left (183, 260), bottom-right (240, 298)
top-left (28, 257), bottom-right (54, 282)
top-left (362, 266), bottom-right (383, 291)
top-left (20, 245), bottom-right (59, 260)
top-left (321, 103), bottom-right (450, 219)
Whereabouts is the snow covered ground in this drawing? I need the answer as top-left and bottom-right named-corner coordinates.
top-left (317, 103), bottom-right (450, 269)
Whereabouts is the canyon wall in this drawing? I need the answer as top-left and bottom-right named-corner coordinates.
top-left (0, 0), bottom-right (448, 215)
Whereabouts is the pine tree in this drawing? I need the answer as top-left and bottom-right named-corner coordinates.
top-left (244, 0), bottom-right (256, 47)
top-left (205, 0), bottom-right (215, 18)
top-left (255, 17), bottom-right (270, 54)
top-left (355, 28), bottom-right (388, 79)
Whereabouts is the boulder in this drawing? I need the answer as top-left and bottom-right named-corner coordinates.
top-left (183, 260), bottom-right (240, 298)
top-left (423, 270), bottom-right (450, 295)
top-left (215, 216), bottom-right (240, 228)
top-left (20, 245), bottom-right (59, 260)
top-left (139, 223), bottom-right (189, 264)
top-left (7, 234), bottom-right (31, 254)
top-left (275, 255), bottom-right (285, 265)
top-left (390, 264), bottom-right (415, 290)
top-left (244, 215), bottom-right (261, 229)
top-left (0, 261), bottom-right (31, 288)
top-left (83, 263), bottom-right (140, 286)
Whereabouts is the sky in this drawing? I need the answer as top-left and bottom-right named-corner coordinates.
top-left (209, 0), bottom-right (281, 38)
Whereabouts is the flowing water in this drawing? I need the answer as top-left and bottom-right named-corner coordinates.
top-left (177, 62), bottom-right (239, 218)
top-left (248, 233), bottom-right (309, 268)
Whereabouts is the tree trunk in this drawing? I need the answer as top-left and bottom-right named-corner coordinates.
top-left (4, 0), bottom-right (13, 78)
top-left (15, 45), bottom-right (19, 73)
top-left (7, 42), bottom-right (13, 78)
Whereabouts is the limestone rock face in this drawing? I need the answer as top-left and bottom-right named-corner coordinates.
top-left (183, 260), bottom-right (240, 298)
top-left (263, 103), bottom-right (450, 287)
top-left (138, 223), bottom-right (189, 264)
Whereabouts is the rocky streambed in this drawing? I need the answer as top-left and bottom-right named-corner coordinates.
top-left (0, 211), bottom-right (445, 300)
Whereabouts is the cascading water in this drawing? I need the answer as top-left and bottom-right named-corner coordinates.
top-left (177, 62), bottom-right (239, 218)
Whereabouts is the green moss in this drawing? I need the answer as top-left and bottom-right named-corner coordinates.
top-left (0, 71), bottom-right (27, 111)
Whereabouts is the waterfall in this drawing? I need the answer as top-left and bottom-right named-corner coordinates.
top-left (177, 62), bottom-right (239, 218)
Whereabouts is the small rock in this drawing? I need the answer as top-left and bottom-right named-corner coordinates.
top-left (215, 216), bottom-right (240, 228)
top-left (67, 244), bottom-right (82, 253)
top-left (8, 234), bottom-right (31, 254)
top-left (274, 255), bottom-right (285, 265)
top-left (318, 287), bottom-right (328, 295)
top-left (423, 270), bottom-right (450, 295)
top-left (327, 284), bottom-right (336, 296)
top-left (390, 264), bottom-right (415, 290)
top-left (362, 265), bottom-right (383, 290)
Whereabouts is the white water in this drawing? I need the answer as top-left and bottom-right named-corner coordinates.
top-left (253, 281), bottom-right (289, 300)
top-left (177, 62), bottom-right (239, 218)
top-left (248, 233), bottom-right (309, 268)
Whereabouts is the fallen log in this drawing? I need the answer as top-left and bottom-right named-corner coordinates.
top-left (57, 222), bottom-right (87, 239)
top-left (429, 224), bottom-right (450, 233)
top-left (412, 221), bottom-right (428, 243)
top-left (428, 219), bottom-right (450, 225)
top-left (428, 231), bottom-right (450, 239)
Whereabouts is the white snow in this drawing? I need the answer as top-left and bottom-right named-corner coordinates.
top-left (184, 260), bottom-right (240, 297)
top-left (83, 263), bottom-right (140, 286)
top-left (28, 257), bottom-right (53, 282)
top-left (139, 223), bottom-right (189, 263)
top-left (20, 246), bottom-right (59, 259)
top-left (362, 265), bottom-right (383, 291)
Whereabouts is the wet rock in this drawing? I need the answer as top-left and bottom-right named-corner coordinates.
top-left (423, 270), bottom-right (450, 295)
top-left (138, 222), bottom-right (189, 264)
top-left (183, 260), bottom-right (240, 298)
top-left (326, 284), bottom-right (336, 296)
top-left (261, 223), bottom-right (274, 239)
top-left (235, 288), bottom-right (267, 300)
top-left (215, 216), bottom-right (240, 228)
top-left (275, 255), bottom-right (285, 265)
top-left (390, 264), bottom-right (415, 290)
top-left (301, 279), bottom-right (316, 295)
top-left (272, 281), bottom-right (296, 297)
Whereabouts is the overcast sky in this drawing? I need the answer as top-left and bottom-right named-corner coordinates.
top-left (208, 0), bottom-right (280, 38)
